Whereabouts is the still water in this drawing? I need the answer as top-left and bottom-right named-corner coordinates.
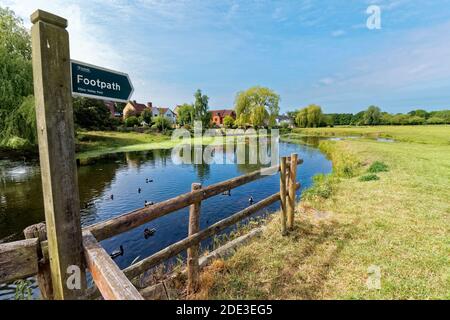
top-left (0, 141), bottom-right (332, 299)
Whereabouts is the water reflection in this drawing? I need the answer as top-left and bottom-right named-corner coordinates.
top-left (0, 142), bottom-right (332, 299)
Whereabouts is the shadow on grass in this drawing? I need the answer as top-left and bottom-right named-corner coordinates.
top-left (203, 208), bottom-right (358, 300)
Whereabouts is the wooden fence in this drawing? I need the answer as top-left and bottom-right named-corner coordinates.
top-left (0, 154), bottom-right (302, 300)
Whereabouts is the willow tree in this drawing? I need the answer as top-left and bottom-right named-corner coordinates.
top-left (295, 104), bottom-right (324, 128)
top-left (363, 105), bottom-right (382, 125)
top-left (0, 7), bottom-right (35, 147)
top-left (234, 86), bottom-right (280, 128)
top-left (193, 89), bottom-right (211, 127)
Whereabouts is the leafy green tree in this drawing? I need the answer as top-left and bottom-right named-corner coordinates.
top-left (235, 86), bottom-right (280, 127)
top-left (408, 109), bottom-right (429, 119)
top-left (250, 105), bottom-right (269, 127)
top-left (350, 111), bottom-right (365, 125)
top-left (408, 116), bottom-right (425, 125)
top-left (1, 95), bottom-right (36, 148)
top-left (363, 106), bottom-right (382, 125)
top-left (426, 117), bottom-right (445, 125)
top-left (429, 110), bottom-right (450, 123)
top-left (286, 111), bottom-right (297, 123)
top-left (295, 104), bottom-right (324, 128)
top-left (390, 114), bottom-right (410, 125)
top-left (327, 113), bottom-right (353, 125)
top-left (223, 115), bottom-right (235, 128)
top-left (306, 104), bottom-right (324, 127)
top-left (177, 103), bottom-right (194, 126)
top-left (295, 108), bottom-right (308, 127)
top-left (139, 108), bottom-right (153, 125)
top-left (152, 115), bottom-right (171, 131)
top-left (380, 113), bottom-right (393, 125)
top-left (193, 89), bottom-right (211, 127)
top-left (73, 97), bottom-right (113, 130)
top-left (0, 7), bottom-right (31, 59)
top-left (125, 116), bottom-right (139, 127)
top-left (0, 8), bottom-right (34, 147)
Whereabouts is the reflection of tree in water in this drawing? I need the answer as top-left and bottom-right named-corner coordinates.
top-left (191, 146), bottom-right (211, 181)
top-left (0, 161), bottom-right (44, 241)
top-left (124, 149), bottom-right (172, 169)
top-left (235, 138), bottom-right (277, 175)
top-left (0, 155), bottom-right (122, 241)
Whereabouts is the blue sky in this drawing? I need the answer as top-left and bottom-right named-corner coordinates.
top-left (2, 0), bottom-right (450, 114)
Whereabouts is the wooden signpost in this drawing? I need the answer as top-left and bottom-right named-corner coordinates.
top-left (30, 10), bottom-right (87, 300)
top-left (29, 7), bottom-right (135, 299)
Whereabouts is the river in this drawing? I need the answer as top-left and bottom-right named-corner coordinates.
top-left (0, 141), bottom-right (332, 299)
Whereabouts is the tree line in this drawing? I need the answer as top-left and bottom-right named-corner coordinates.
top-left (294, 105), bottom-right (450, 128)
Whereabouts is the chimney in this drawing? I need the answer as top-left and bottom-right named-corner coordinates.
top-left (133, 100), bottom-right (137, 105)
top-left (147, 102), bottom-right (153, 108)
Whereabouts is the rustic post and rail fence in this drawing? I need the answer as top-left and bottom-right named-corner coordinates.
top-left (0, 154), bottom-right (303, 299)
top-left (0, 9), bottom-right (304, 300)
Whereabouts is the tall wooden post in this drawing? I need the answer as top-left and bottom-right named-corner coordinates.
top-left (287, 153), bottom-right (298, 230)
top-left (187, 183), bottom-right (202, 295)
top-left (30, 10), bottom-right (86, 299)
top-left (279, 157), bottom-right (288, 236)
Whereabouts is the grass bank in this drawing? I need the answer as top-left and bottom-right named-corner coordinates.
top-left (199, 126), bottom-right (450, 299)
top-left (76, 131), bottom-right (173, 159)
top-left (76, 131), bottom-right (226, 160)
top-left (292, 125), bottom-right (450, 145)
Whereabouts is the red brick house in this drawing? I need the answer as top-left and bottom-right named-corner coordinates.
top-left (104, 101), bottom-right (122, 118)
top-left (209, 109), bottom-right (236, 127)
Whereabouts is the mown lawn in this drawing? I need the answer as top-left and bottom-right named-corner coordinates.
top-left (199, 126), bottom-right (450, 300)
top-left (293, 125), bottom-right (450, 145)
top-left (76, 131), bottom-right (172, 159)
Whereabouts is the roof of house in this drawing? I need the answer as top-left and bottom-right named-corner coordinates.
top-left (129, 101), bottom-right (147, 113)
top-left (276, 115), bottom-right (291, 121)
top-left (104, 101), bottom-right (115, 113)
top-left (209, 109), bottom-right (235, 117)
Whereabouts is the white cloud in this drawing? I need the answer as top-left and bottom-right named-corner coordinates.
top-left (319, 77), bottom-right (335, 86)
top-left (331, 29), bottom-right (346, 37)
top-left (0, 0), bottom-right (124, 70)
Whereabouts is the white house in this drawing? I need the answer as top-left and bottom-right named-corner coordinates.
top-left (275, 115), bottom-right (294, 127)
top-left (151, 107), bottom-right (177, 124)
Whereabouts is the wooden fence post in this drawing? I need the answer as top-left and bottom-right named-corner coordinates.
top-left (30, 10), bottom-right (86, 299)
top-left (287, 153), bottom-right (298, 230)
top-left (187, 183), bottom-right (202, 295)
top-left (23, 223), bottom-right (53, 299)
top-left (279, 157), bottom-right (288, 236)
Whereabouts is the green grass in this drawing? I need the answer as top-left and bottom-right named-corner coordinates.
top-left (292, 125), bottom-right (450, 145)
top-left (367, 161), bottom-right (389, 173)
top-left (201, 125), bottom-right (450, 300)
top-left (359, 174), bottom-right (380, 182)
top-left (75, 131), bottom-right (223, 160)
top-left (76, 131), bottom-right (172, 159)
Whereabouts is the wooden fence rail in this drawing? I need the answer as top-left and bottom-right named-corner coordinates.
top-left (0, 155), bottom-right (302, 300)
top-left (88, 159), bottom-right (302, 241)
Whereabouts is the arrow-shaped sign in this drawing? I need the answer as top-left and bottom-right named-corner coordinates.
top-left (71, 60), bottom-right (134, 103)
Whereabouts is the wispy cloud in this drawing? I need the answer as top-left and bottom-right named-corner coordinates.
top-left (331, 29), bottom-right (346, 37)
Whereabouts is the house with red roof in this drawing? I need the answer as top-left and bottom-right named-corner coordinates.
top-left (209, 109), bottom-right (236, 127)
top-left (104, 101), bottom-right (123, 118)
top-left (123, 100), bottom-right (177, 124)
